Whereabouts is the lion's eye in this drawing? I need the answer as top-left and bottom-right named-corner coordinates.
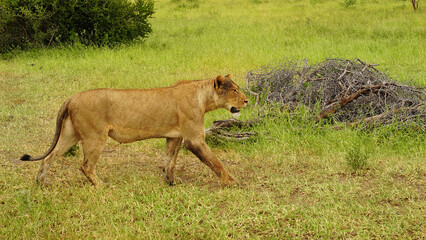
top-left (234, 89), bottom-right (238, 93)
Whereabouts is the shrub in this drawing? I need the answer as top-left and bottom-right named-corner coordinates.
top-left (0, 0), bottom-right (154, 53)
top-left (341, 0), bottom-right (356, 8)
top-left (64, 144), bottom-right (80, 157)
top-left (345, 140), bottom-right (368, 172)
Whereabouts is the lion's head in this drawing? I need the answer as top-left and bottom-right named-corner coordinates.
top-left (214, 74), bottom-right (249, 114)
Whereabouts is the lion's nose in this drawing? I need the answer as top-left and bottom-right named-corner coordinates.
top-left (244, 100), bottom-right (249, 104)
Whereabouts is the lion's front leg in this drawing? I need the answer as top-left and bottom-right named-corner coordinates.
top-left (164, 137), bottom-right (183, 185)
top-left (184, 139), bottom-right (237, 186)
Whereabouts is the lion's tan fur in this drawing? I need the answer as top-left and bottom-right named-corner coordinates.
top-left (21, 75), bottom-right (248, 186)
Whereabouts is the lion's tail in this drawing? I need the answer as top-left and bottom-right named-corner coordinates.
top-left (20, 99), bottom-right (71, 162)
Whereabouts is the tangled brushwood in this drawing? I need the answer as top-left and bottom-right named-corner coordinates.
top-left (245, 58), bottom-right (425, 130)
top-left (206, 59), bottom-right (425, 141)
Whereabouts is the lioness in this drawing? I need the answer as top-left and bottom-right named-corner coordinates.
top-left (20, 74), bottom-right (248, 186)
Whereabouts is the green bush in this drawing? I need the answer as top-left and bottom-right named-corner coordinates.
top-left (0, 0), bottom-right (154, 53)
top-left (341, 0), bottom-right (357, 8)
top-left (345, 140), bottom-right (368, 172)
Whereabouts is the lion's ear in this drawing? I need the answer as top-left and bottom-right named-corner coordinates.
top-left (214, 75), bottom-right (226, 90)
top-left (225, 74), bottom-right (232, 79)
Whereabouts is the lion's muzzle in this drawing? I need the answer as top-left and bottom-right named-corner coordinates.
top-left (230, 107), bottom-right (240, 113)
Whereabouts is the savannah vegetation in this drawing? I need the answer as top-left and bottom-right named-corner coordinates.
top-left (0, 0), bottom-right (425, 239)
top-left (0, 0), bottom-right (154, 53)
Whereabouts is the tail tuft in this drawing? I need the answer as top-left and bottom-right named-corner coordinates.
top-left (20, 154), bottom-right (32, 161)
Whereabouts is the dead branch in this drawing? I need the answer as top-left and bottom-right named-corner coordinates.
top-left (206, 129), bottom-right (258, 141)
top-left (245, 75), bottom-right (260, 106)
top-left (205, 118), bottom-right (261, 141)
top-left (412, 0), bottom-right (419, 10)
top-left (317, 84), bottom-right (383, 120)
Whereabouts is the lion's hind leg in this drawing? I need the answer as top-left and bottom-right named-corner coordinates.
top-left (164, 137), bottom-right (183, 185)
top-left (79, 135), bottom-right (107, 187)
top-left (37, 117), bottom-right (79, 185)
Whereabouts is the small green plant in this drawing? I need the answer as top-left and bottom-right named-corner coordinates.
top-left (175, 0), bottom-right (200, 9)
top-left (251, 0), bottom-right (268, 4)
top-left (64, 144), bottom-right (80, 157)
top-left (341, 0), bottom-right (357, 8)
top-left (345, 140), bottom-right (368, 172)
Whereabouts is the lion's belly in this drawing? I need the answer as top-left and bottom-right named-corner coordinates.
top-left (108, 127), bottom-right (182, 143)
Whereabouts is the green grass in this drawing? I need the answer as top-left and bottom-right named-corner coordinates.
top-left (1, 0), bottom-right (425, 239)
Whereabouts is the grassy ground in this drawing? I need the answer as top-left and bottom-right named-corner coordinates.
top-left (1, 0), bottom-right (425, 239)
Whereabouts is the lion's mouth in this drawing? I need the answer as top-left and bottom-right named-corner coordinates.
top-left (230, 107), bottom-right (240, 113)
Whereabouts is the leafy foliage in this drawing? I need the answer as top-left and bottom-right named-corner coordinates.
top-left (64, 144), bottom-right (80, 157)
top-left (341, 0), bottom-right (356, 8)
top-left (345, 139), bottom-right (368, 172)
top-left (0, 0), bottom-right (154, 53)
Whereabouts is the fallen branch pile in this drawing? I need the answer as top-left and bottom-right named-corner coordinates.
top-left (246, 58), bottom-right (426, 128)
top-left (205, 59), bottom-right (425, 141)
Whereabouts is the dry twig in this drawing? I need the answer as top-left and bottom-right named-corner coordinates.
top-left (205, 118), bottom-right (260, 141)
